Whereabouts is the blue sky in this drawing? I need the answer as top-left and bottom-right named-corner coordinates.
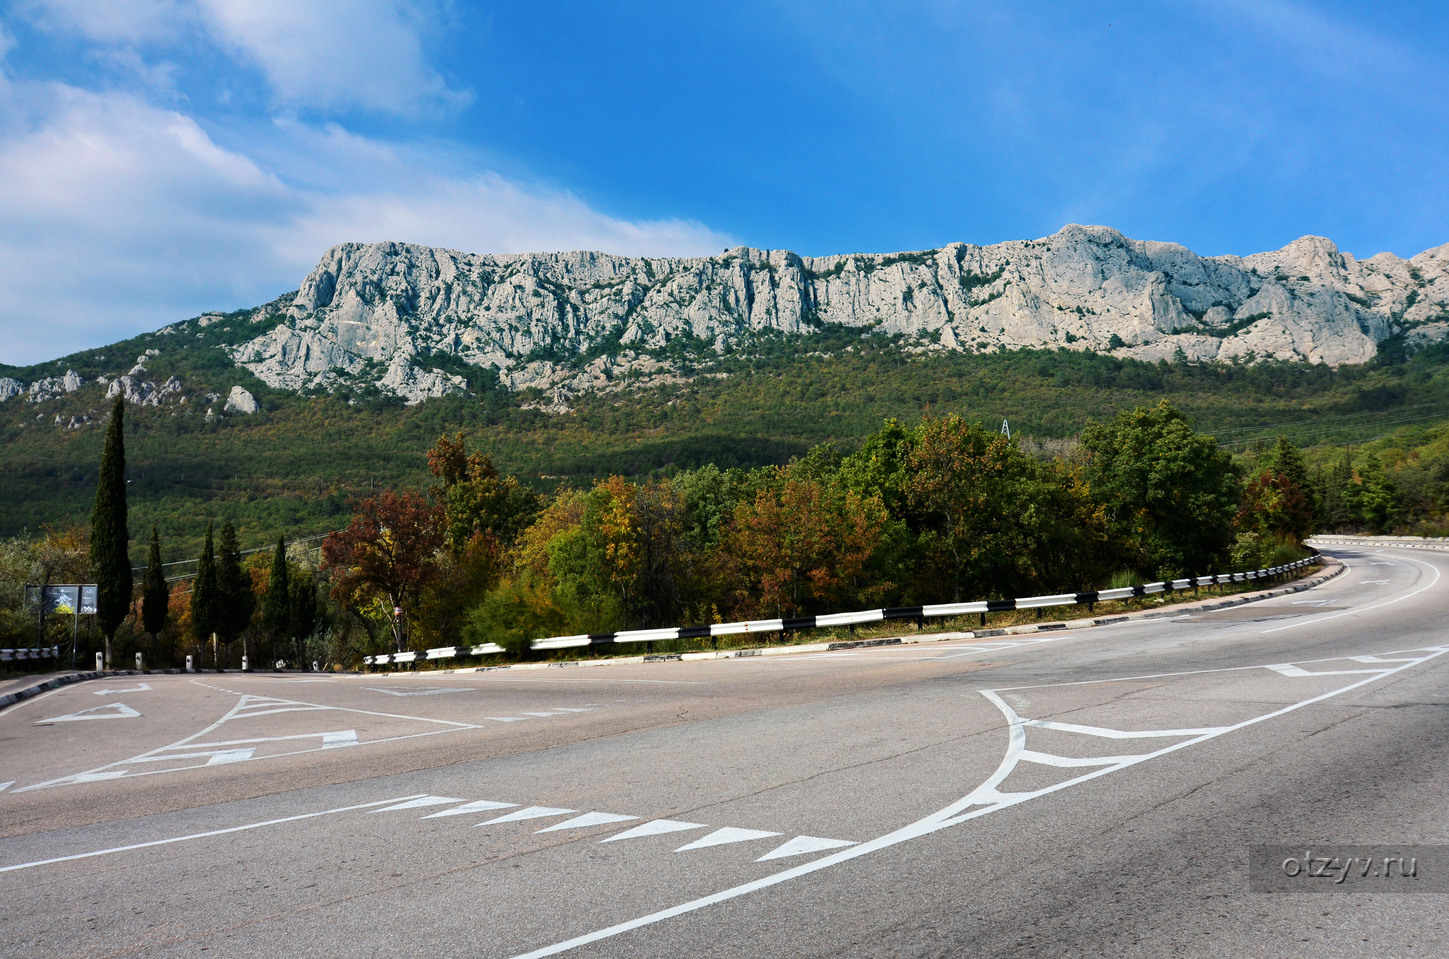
top-left (1, 0), bottom-right (1446, 365)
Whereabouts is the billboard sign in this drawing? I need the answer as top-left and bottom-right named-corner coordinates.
top-left (23, 584), bottom-right (99, 615)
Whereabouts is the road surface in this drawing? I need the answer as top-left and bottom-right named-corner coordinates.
top-left (2, 543), bottom-right (1446, 957)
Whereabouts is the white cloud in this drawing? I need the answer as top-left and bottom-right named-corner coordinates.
top-left (196, 0), bottom-right (466, 115)
top-left (0, 78), bottom-right (734, 366)
top-left (15, 0), bottom-right (466, 116)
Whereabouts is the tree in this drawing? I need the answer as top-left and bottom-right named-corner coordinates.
top-left (90, 396), bottom-right (132, 667)
top-left (1080, 401), bottom-right (1240, 577)
top-left (262, 536), bottom-right (290, 648)
top-left (289, 571), bottom-right (318, 667)
top-left (215, 521), bottom-right (254, 647)
top-left (321, 490), bottom-right (444, 652)
top-left (141, 526), bottom-right (169, 641)
top-left (427, 433), bottom-right (539, 555)
top-left (190, 524), bottom-right (220, 666)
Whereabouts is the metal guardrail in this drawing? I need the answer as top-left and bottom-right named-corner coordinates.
top-left (1310, 535), bottom-right (1449, 551)
top-left (364, 557), bottom-right (1319, 669)
top-left (0, 646), bottom-right (60, 663)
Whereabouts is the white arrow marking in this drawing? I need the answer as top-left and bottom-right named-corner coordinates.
top-left (0, 781), bottom-right (13, 793)
top-left (95, 683), bottom-right (151, 696)
top-left (756, 836), bottom-right (858, 861)
top-left (369, 796), bottom-right (465, 813)
top-left (477, 806), bottom-right (575, 825)
top-left (39, 703), bottom-right (141, 723)
top-left (1266, 663), bottom-right (1386, 678)
top-left (600, 820), bottom-right (707, 843)
top-left (422, 800), bottom-right (518, 819)
top-left (322, 730), bottom-right (358, 748)
top-left (1291, 600), bottom-right (1334, 607)
top-left (486, 716), bottom-right (529, 722)
top-left (205, 749), bottom-right (255, 765)
top-left (1359, 579), bottom-right (1390, 585)
top-left (361, 687), bottom-right (468, 697)
top-left (675, 827), bottom-right (781, 852)
top-left (537, 812), bottom-right (638, 833)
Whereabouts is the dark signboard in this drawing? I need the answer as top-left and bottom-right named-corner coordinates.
top-left (23, 584), bottom-right (99, 615)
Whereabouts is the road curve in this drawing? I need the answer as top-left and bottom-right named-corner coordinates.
top-left (2, 543), bottom-right (1447, 958)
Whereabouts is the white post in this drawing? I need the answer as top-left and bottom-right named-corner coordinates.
top-left (95, 651), bottom-right (104, 671)
top-left (242, 655), bottom-right (249, 671)
top-left (185, 654), bottom-right (193, 672)
top-left (135, 652), bottom-right (143, 670)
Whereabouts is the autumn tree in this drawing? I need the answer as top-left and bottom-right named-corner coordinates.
top-left (321, 490), bottom-right (444, 652)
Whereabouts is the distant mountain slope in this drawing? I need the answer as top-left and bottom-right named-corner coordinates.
top-left (221, 224), bottom-right (1449, 403)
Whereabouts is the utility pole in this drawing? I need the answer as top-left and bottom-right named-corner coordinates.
top-left (1000, 419), bottom-right (1011, 439)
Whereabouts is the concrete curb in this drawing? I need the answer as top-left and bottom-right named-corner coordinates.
top-left (384, 559), bottom-right (1344, 679)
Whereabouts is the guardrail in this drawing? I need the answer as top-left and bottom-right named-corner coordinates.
top-left (364, 556), bottom-right (1320, 670)
top-left (0, 646), bottom-right (60, 664)
top-left (1310, 535), bottom-right (1449, 551)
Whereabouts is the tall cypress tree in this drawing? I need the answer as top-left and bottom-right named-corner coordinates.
top-left (90, 396), bottom-right (133, 668)
top-left (216, 521), bottom-right (253, 644)
top-left (190, 524), bottom-right (219, 667)
top-left (141, 525), bottom-right (169, 641)
top-left (290, 572), bottom-right (318, 669)
top-left (262, 537), bottom-right (290, 657)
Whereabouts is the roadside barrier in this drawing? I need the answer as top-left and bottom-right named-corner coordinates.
top-left (0, 646), bottom-right (60, 663)
top-left (1309, 535), bottom-right (1449, 551)
top-left (364, 556), bottom-right (1319, 670)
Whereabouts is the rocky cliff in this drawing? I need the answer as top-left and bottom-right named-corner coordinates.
top-left (226, 225), bottom-right (1449, 405)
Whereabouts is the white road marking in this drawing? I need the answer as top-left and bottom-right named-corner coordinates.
top-left (757, 836), bottom-right (857, 861)
top-left (205, 749), bottom-right (255, 765)
top-left (1264, 554), bottom-right (1439, 633)
top-left (422, 800), bottom-right (518, 819)
top-left (478, 806), bottom-right (576, 825)
top-left (507, 642), bottom-right (1449, 959)
top-left (362, 687), bottom-right (470, 697)
top-left (486, 716), bottom-right (530, 722)
top-left (537, 812), bottom-right (638, 832)
top-left (1266, 663), bottom-right (1387, 678)
top-left (370, 795), bottom-right (465, 813)
top-left (0, 795), bottom-right (426, 874)
top-left (0, 781), bottom-right (13, 793)
top-left (322, 730), bottom-right (358, 748)
top-left (675, 827), bottom-right (781, 852)
top-left (38, 703), bottom-right (141, 723)
top-left (601, 820), bottom-right (706, 843)
top-left (1359, 579), bottom-right (1390, 585)
top-left (94, 683), bottom-right (151, 696)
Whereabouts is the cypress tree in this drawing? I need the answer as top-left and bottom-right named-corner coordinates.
top-left (190, 524), bottom-right (219, 666)
top-left (290, 573), bottom-right (317, 669)
top-left (216, 521), bottom-right (254, 644)
top-left (141, 526), bottom-right (169, 640)
top-left (90, 396), bottom-right (132, 667)
top-left (262, 536), bottom-right (290, 656)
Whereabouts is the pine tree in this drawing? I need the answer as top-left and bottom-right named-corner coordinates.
top-left (216, 521), bottom-right (254, 645)
top-left (262, 536), bottom-right (290, 658)
top-left (190, 524), bottom-right (220, 667)
top-left (141, 526), bottom-right (169, 640)
top-left (90, 396), bottom-right (133, 667)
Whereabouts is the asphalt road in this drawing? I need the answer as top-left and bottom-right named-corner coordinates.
top-left (2, 544), bottom-right (1447, 958)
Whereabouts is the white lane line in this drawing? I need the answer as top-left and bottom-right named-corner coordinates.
top-left (370, 796), bottom-right (464, 813)
top-left (507, 643), bottom-right (1449, 959)
top-left (1020, 718), bottom-right (1224, 739)
top-left (0, 795), bottom-right (426, 874)
top-left (1263, 554), bottom-right (1440, 633)
top-left (756, 836), bottom-right (857, 862)
top-left (477, 806), bottom-right (575, 825)
top-left (361, 687), bottom-right (470, 697)
top-left (94, 684), bottom-right (151, 696)
top-left (0, 781), bottom-right (13, 793)
top-left (537, 812), bottom-right (638, 833)
top-left (1265, 664), bottom-right (1387, 678)
top-left (674, 828), bottom-right (780, 852)
top-left (38, 703), bottom-right (141, 723)
top-left (601, 820), bottom-right (706, 843)
top-left (422, 800), bottom-right (517, 819)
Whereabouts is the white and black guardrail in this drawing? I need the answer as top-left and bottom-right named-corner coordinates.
top-left (1309, 535), bottom-right (1449, 552)
top-left (364, 557), bottom-right (1319, 669)
top-left (0, 646), bottom-right (61, 664)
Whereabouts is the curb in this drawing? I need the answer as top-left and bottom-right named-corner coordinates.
top-left (384, 559), bottom-right (1344, 679)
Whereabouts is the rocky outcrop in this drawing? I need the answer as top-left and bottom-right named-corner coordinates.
top-left (0, 377), bottom-right (22, 401)
top-left (105, 372), bottom-right (183, 406)
top-left (24, 370), bottom-right (84, 403)
top-left (222, 226), bottom-right (1449, 403)
top-left (223, 385), bottom-right (260, 414)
